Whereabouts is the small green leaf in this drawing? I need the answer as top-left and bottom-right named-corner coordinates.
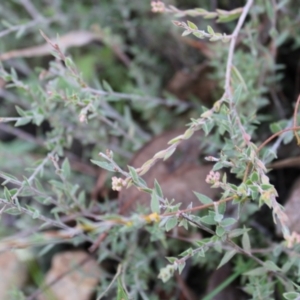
top-left (178, 218), bottom-right (188, 230)
top-left (179, 248), bottom-right (193, 257)
top-left (193, 31), bottom-right (204, 39)
top-left (213, 162), bottom-right (223, 171)
top-left (217, 9), bottom-right (241, 23)
top-left (217, 250), bottom-right (236, 269)
top-left (231, 66), bottom-right (248, 92)
top-left (201, 215), bottom-right (216, 225)
top-left (261, 184), bottom-right (273, 190)
top-left (220, 218), bottom-right (236, 227)
top-left (216, 226), bottom-right (225, 237)
top-left (228, 228), bottom-right (246, 238)
top-left (2, 20), bottom-right (13, 28)
top-left (178, 261), bottom-right (186, 274)
top-left (209, 35), bottom-right (221, 42)
top-left (272, 244), bottom-right (283, 257)
top-left (194, 192), bottom-right (213, 204)
top-left (49, 180), bottom-right (65, 190)
top-left (250, 172), bottom-right (259, 182)
top-left (182, 30), bottom-right (191, 36)
top-left (242, 230), bottom-right (251, 253)
top-left (15, 117), bottom-right (32, 127)
top-left (282, 257), bottom-right (297, 273)
top-left (165, 217), bottom-right (178, 231)
top-left (139, 187), bottom-right (153, 193)
top-left (183, 128), bottom-right (194, 139)
top-left (4, 187), bottom-right (11, 201)
top-left (270, 122), bottom-right (283, 133)
top-left (151, 191), bottom-right (160, 213)
top-left (163, 147), bottom-right (176, 161)
top-left (204, 12), bottom-right (218, 19)
top-left (187, 20), bottom-right (198, 30)
top-left (196, 248), bottom-right (205, 258)
top-left (207, 25), bottom-right (215, 35)
top-left (117, 277), bottom-right (129, 300)
top-left (34, 178), bottom-right (45, 192)
top-left (32, 113), bottom-right (44, 126)
top-left (128, 166), bottom-right (139, 184)
top-left (222, 172), bottom-right (227, 183)
top-left (218, 201), bottom-right (226, 215)
top-left (165, 257), bottom-right (177, 263)
top-left (65, 57), bottom-right (75, 69)
top-left (283, 131), bottom-right (294, 144)
top-left (61, 158), bottom-right (71, 179)
top-left (154, 180), bottom-right (163, 198)
top-left (15, 106), bottom-right (27, 117)
top-left (214, 212), bottom-right (223, 223)
top-left (102, 80), bottom-right (113, 93)
top-left (91, 160), bottom-right (115, 172)
top-left (283, 292), bottom-right (300, 300)
top-left (168, 135), bottom-right (183, 144)
top-left (195, 8), bottom-right (207, 14)
top-left (0, 172), bottom-right (17, 183)
top-left (4, 208), bottom-right (22, 215)
top-left (264, 260), bottom-right (280, 272)
top-left (32, 208), bottom-right (40, 219)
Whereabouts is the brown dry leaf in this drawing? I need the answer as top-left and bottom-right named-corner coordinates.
top-left (0, 31), bottom-right (99, 61)
top-left (180, 37), bottom-right (214, 59)
top-left (0, 251), bottom-right (27, 298)
top-left (167, 65), bottom-right (217, 105)
top-left (0, 29), bottom-right (130, 66)
top-left (276, 177), bottom-right (300, 234)
top-left (38, 251), bottom-right (101, 300)
top-left (0, 230), bottom-right (76, 252)
top-left (204, 264), bottom-right (246, 300)
top-left (158, 164), bottom-right (218, 204)
top-left (119, 129), bottom-right (220, 215)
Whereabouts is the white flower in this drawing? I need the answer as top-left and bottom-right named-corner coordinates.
top-left (151, 1), bottom-right (165, 13)
top-left (112, 176), bottom-right (125, 191)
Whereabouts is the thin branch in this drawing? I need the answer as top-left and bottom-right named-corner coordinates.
top-left (243, 125), bottom-right (300, 181)
top-left (0, 17), bottom-right (55, 39)
top-left (96, 264), bottom-right (123, 300)
top-left (162, 196), bottom-right (234, 216)
top-left (0, 123), bottom-right (44, 146)
top-left (257, 126), bottom-right (300, 153)
top-left (84, 87), bottom-right (192, 110)
top-left (269, 119), bottom-right (293, 154)
top-left (0, 197), bottom-right (69, 230)
top-left (181, 214), bottom-right (291, 284)
top-left (0, 123), bottom-right (100, 176)
top-left (222, 0), bottom-right (253, 147)
top-left (19, 0), bottom-right (44, 20)
top-left (12, 151), bottom-right (54, 201)
top-left (224, 0), bottom-right (253, 98)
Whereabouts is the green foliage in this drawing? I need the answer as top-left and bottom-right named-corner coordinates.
top-left (1, 0), bottom-right (300, 299)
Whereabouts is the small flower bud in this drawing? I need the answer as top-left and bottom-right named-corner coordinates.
top-left (112, 176), bottom-right (126, 191)
top-left (151, 1), bottom-right (165, 13)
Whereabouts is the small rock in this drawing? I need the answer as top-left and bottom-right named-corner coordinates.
top-left (0, 251), bottom-right (27, 298)
top-left (38, 251), bottom-right (101, 300)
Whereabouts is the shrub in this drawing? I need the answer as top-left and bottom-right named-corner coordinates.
top-left (1, 0), bottom-right (300, 299)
